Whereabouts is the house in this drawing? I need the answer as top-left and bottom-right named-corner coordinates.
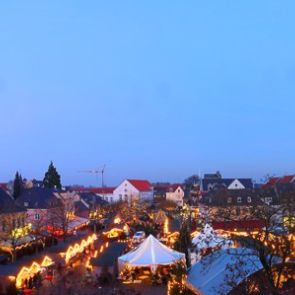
top-left (263, 175), bottom-right (295, 189)
top-left (113, 179), bottom-right (153, 203)
top-left (73, 187), bottom-right (115, 203)
top-left (153, 183), bottom-right (171, 199)
top-left (16, 187), bottom-right (87, 236)
top-left (16, 187), bottom-right (61, 231)
top-left (75, 192), bottom-right (108, 219)
top-left (0, 189), bottom-right (30, 257)
top-left (200, 188), bottom-right (265, 230)
top-left (166, 184), bottom-right (185, 206)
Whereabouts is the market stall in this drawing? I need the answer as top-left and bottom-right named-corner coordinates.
top-left (118, 234), bottom-right (185, 276)
top-left (192, 224), bottom-right (233, 256)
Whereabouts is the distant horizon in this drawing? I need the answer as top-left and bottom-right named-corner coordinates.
top-left (0, 166), bottom-right (293, 187)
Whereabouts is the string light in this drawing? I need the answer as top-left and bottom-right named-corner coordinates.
top-left (16, 256), bottom-right (53, 288)
top-left (64, 233), bottom-right (97, 263)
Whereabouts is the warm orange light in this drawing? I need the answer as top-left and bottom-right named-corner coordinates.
top-left (16, 256), bottom-right (53, 288)
top-left (64, 234), bottom-right (97, 263)
top-left (114, 217), bottom-right (121, 224)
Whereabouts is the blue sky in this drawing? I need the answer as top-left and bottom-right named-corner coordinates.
top-left (0, 1), bottom-right (294, 186)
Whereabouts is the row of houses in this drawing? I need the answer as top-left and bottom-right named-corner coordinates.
top-left (1, 173), bottom-right (294, 248)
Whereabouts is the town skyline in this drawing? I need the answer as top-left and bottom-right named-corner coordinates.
top-left (0, 163), bottom-right (293, 187)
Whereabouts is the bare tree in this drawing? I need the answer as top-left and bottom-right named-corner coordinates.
top-left (48, 203), bottom-right (71, 242)
top-left (213, 193), bottom-right (295, 294)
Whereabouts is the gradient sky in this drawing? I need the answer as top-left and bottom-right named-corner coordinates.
top-left (0, 1), bottom-right (294, 186)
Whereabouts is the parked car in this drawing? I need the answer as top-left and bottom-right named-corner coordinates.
top-left (132, 231), bottom-right (146, 244)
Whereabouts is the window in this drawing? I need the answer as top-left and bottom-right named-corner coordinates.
top-left (208, 197), bottom-right (212, 203)
top-left (178, 189), bottom-right (181, 193)
top-left (34, 213), bottom-right (40, 220)
top-left (237, 197), bottom-right (242, 203)
top-left (247, 197), bottom-right (252, 203)
top-left (119, 195), bottom-right (122, 201)
top-left (24, 202), bottom-right (29, 207)
top-left (227, 197), bottom-right (232, 204)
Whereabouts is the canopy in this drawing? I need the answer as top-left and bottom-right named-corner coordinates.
top-left (187, 248), bottom-right (263, 295)
top-left (192, 224), bottom-right (232, 250)
top-left (118, 234), bottom-right (185, 271)
top-left (68, 216), bottom-right (89, 231)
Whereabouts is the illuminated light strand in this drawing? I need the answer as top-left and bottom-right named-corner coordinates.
top-left (16, 256), bottom-right (53, 288)
top-left (64, 233), bottom-right (97, 263)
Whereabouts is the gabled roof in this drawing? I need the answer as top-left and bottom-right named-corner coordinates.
top-left (0, 189), bottom-right (25, 214)
top-left (168, 184), bottom-right (184, 192)
top-left (263, 175), bottom-right (295, 188)
top-left (16, 187), bottom-right (60, 209)
top-left (127, 179), bottom-right (152, 192)
top-left (154, 183), bottom-right (184, 193)
top-left (202, 178), bottom-right (253, 191)
top-left (200, 188), bottom-right (263, 206)
top-left (79, 192), bottom-right (108, 207)
top-left (278, 175), bottom-right (295, 184)
top-left (0, 183), bottom-right (8, 191)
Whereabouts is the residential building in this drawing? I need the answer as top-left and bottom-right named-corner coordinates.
top-left (16, 187), bottom-right (61, 231)
top-left (73, 187), bottom-right (115, 203)
top-left (75, 192), bottom-right (107, 219)
top-left (0, 189), bottom-right (29, 255)
top-left (113, 179), bottom-right (153, 203)
top-left (166, 184), bottom-right (185, 206)
top-left (201, 173), bottom-right (253, 192)
top-left (200, 188), bottom-right (265, 230)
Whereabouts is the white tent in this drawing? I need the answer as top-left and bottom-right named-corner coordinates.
top-left (187, 248), bottom-right (263, 295)
top-left (118, 234), bottom-right (185, 272)
top-left (192, 224), bottom-right (232, 250)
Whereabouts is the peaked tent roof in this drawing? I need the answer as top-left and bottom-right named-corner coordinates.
top-left (187, 248), bottom-right (263, 295)
top-left (127, 179), bottom-right (152, 192)
top-left (118, 234), bottom-right (185, 267)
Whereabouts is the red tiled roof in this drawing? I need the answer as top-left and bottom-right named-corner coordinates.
top-left (278, 175), bottom-right (294, 184)
top-left (127, 179), bottom-right (152, 192)
top-left (0, 183), bottom-right (8, 190)
top-left (263, 177), bottom-right (279, 188)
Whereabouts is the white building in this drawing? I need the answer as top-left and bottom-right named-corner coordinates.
top-left (166, 184), bottom-right (185, 206)
top-left (113, 179), bottom-right (153, 203)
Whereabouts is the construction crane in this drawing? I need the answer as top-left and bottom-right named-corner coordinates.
top-left (79, 165), bottom-right (106, 187)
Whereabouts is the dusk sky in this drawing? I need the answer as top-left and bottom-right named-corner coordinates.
top-left (0, 1), bottom-right (294, 186)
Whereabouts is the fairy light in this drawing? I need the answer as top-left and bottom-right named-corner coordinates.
top-left (64, 233), bottom-right (97, 263)
top-left (16, 256), bottom-right (53, 288)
